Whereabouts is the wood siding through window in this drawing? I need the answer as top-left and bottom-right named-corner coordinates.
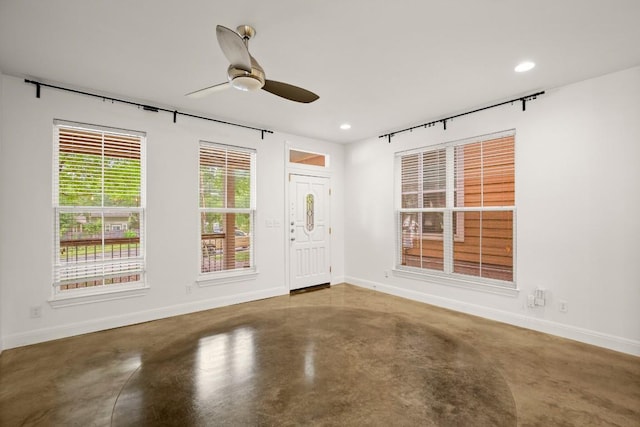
top-left (59, 128), bottom-right (141, 159)
top-left (405, 136), bottom-right (514, 275)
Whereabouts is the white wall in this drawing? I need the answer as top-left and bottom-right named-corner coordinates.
top-left (0, 71), bottom-right (4, 353)
top-left (345, 67), bottom-right (640, 356)
top-left (0, 74), bottom-right (344, 349)
top-left (2, 67), bottom-right (638, 356)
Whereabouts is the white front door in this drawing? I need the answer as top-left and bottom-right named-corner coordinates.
top-left (289, 174), bottom-right (331, 290)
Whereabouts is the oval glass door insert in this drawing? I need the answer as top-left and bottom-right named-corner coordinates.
top-left (306, 194), bottom-right (314, 231)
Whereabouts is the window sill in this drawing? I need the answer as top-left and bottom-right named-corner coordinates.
top-left (48, 283), bottom-right (150, 308)
top-left (392, 267), bottom-right (519, 297)
top-left (197, 268), bottom-right (259, 287)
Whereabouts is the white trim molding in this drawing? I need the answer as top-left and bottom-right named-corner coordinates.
top-left (345, 276), bottom-right (640, 357)
top-left (392, 268), bottom-right (519, 297)
top-left (197, 269), bottom-right (259, 287)
top-left (4, 286), bottom-right (285, 350)
top-left (49, 284), bottom-right (150, 308)
top-left (331, 276), bottom-right (346, 286)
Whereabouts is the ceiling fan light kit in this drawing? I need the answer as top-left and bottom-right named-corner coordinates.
top-left (231, 76), bottom-right (262, 91)
top-left (187, 24), bottom-right (319, 103)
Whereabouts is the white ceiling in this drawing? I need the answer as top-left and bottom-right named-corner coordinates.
top-left (1, 0), bottom-right (639, 143)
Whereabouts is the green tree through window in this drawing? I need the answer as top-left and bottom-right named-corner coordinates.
top-left (54, 122), bottom-right (145, 293)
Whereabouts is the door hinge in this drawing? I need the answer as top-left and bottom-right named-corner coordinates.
top-left (329, 227), bottom-right (332, 235)
top-left (329, 188), bottom-right (332, 196)
top-left (330, 266), bottom-right (332, 273)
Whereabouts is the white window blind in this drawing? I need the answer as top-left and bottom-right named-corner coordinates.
top-left (53, 121), bottom-right (145, 295)
top-left (199, 142), bottom-right (256, 275)
top-left (397, 130), bottom-right (515, 285)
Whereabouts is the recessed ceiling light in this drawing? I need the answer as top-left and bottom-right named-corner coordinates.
top-left (515, 61), bottom-right (535, 73)
top-left (340, 123), bottom-right (351, 130)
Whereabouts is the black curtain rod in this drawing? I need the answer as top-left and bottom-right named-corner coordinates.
top-left (24, 79), bottom-right (274, 140)
top-left (379, 91), bottom-right (545, 143)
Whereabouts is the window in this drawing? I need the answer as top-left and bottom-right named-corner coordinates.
top-left (199, 142), bottom-right (255, 276)
top-left (402, 149), bottom-right (464, 240)
top-left (397, 130), bottom-right (515, 285)
top-left (289, 149), bottom-right (327, 167)
top-left (53, 121), bottom-right (145, 296)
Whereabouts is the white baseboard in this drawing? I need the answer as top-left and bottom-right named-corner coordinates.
top-left (331, 276), bottom-right (346, 285)
top-left (345, 276), bottom-right (640, 357)
top-left (6, 279), bottom-right (638, 357)
top-left (3, 287), bottom-right (286, 350)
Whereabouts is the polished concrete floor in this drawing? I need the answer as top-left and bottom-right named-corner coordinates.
top-left (1, 284), bottom-right (638, 426)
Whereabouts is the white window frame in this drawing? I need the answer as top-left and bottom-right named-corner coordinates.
top-left (197, 141), bottom-right (257, 286)
top-left (404, 149), bottom-right (465, 241)
top-left (51, 120), bottom-right (147, 306)
top-left (287, 147), bottom-right (330, 170)
top-left (394, 130), bottom-right (517, 293)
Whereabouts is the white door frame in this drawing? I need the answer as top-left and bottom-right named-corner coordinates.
top-left (284, 145), bottom-right (332, 292)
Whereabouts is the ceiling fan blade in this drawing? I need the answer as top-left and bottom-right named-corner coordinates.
top-left (185, 82), bottom-right (230, 98)
top-left (216, 25), bottom-right (252, 72)
top-left (262, 80), bottom-right (319, 103)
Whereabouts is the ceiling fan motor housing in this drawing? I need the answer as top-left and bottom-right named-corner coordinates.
top-left (228, 60), bottom-right (265, 92)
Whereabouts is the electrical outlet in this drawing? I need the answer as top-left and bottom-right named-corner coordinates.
top-left (534, 288), bottom-right (546, 306)
top-left (527, 294), bottom-right (535, 308)
top-left (559, 300), bottom-right (568, 313)
top-left (30, 306), bottom-right (42, 318)
top-left (384, 270), bottom-right (389, 278)
top-left (186, 284), bottom-right (192, 295)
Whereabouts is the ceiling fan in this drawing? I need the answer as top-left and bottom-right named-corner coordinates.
top-left (186, 25), bottom-right (319, 103)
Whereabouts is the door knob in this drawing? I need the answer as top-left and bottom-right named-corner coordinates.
top-left (290, 237), bottom-right (296, 241)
